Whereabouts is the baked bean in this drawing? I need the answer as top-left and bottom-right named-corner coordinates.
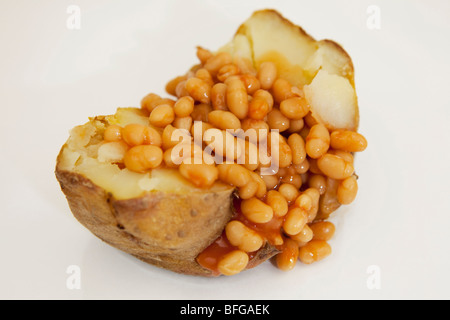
top-left (249, 171), bottom-right (267, 199)
top-left (173, 142), bottom-right (214, 165)
top-left (162, 124), bottom-right (191, 150)
top-left (261, 174), bottom-right (279, 190)
top-left (280, 97), bottom-right (310, 120)
top-left (186, 68), bottom-right (197, 79)
top-left (271, 78), bottom-right (295, 104)
top-left (204, 128), bottom-right (241, 161)
top-left (217, 64), bottom-right (240, 82)
top-left (330, 130), bottom-right (368, 152)
top-left (140, 93), bottom-right (161, 112)
top-left (317, 154), bottom-right (354, 180)
top-left (304, 112), bottom-right (318, 127)
top-left (237, 140), bottom-right (260, 171)
top-left (225, 220), bottom-right (264, 252)
top-left (191, 103), bottom-right (212, 122)
top-left (226, 77), bottom-right (248, 119)
top-left (257, 157), bottom-right (276, 175)
top-left (173, 96), bottom-right (194, 117)
top-left (124, 145), bottom-right (163, 173)
top-left (208, 110), bottom-right (241, 130)
top-left (291, 85), bottom-right (304, 98)
top-left (301, 172), bottom-right (310, 185)
top-left (193, 142), bottom-right (215, 165)
top-left (239, 180), bottom-right (259, 200)
top-left (217, 163), bottom-right (251, 188)
top-left (196, 46), bottom-right (213, 65)
top-left (179, 162), bottom-right (219, 188)
top-left (308, 158), bottom-right (323, 175)
top-left (165, 75), bottom-right (187, 97)
top-left (248, 97), bottom-right (269, 120)
top-left (204, 52), bottom-right (232, 75)
top-left (185, 77), bottom-right (211, 104)
top-left (166, 142), bottom-right (188, 165)
top-left (241, 197), bottom-right (274, 224)
top-left (157, 98), bottom-right (176, 108)
top-left (267, 109), bottom-right (290, 132)
top-left (310, 221), bottom-right (336, 241)
top-left (328, 149), bottom-right (354, 164)
top-left (288, 133), bottom-right (306, 165)
top-left (276, 238), bottom-right (299, 271)
top-left (272, 235), bottom-right (285, 247)
top-left (266, 190), bottom-right (288, 217)
top-left (283, 207), bottom-right (308, 236)
top-left (337, 176), bottom-right (358, 205)
top-left (190, 121), bottom-right (213, 141)
top-left (280, 174), bottom-right (302, 189)
top-left (170, 142), bottom-right (192, 164)
top-left (278, 183), bottom-right (299, 202)
top-left (211, 83), bottom-right (228, 111)
top-left (317, 178), bottom-right (341, 220)
top-left (257, 62), bottom-right (277, 90)
top-left (287, 165), bottom-right (300, 175)
top-left (175, 80), bottom-right (189, 98)
top-left (122, 124), bottom-right (152, 147)
top-left (144, 126), bottom-right (163, 147)
top-left (298, 240), bottom-right (332, 264)
top-left (303, 188), bottom-right (320, 222)
top-left (104, 125), bottom-right (122, 142)
top-left (172, 116), bottom-right (193, 131)
top-left (269, 133), bottom-right (292, 168)
top-left (257, 154), bottom-right (275, 174)
top-left (141, 96), bottom-right (175, 113)
top-left (161, 125), bottom-right (177, 150)
top-left (252, 89), bottom-right (274, 111)
top-left (290, 224), bottom-right (313, 245)
top-left (193, 109), bottom-right (214, 129)
top-left (240, 74), bottom-right (261, 95)
top-left (294, 193), bottom-right (312, 212)
top-left (308, 174), bottom-right (327, 195)
top-left (299, 126), bottom-right (310, 141)
top-left (163, 147), bottom-right (178, 168)
top-left (293, 159), bottom-right (310, 174)
top-left (241, 119), bottom-right (269, 142)
top-left (288, 119), bottom-right (305, 133)
top-left (195, 68), bottom-right (214, 87)
top-left (306, 124), bottom-right (330, 159)
top-left (149, 104), bottom-right (175, 128)
top-left (217, 250), bottom-right (249, 276)
top-left (277, 166), bottom-right (295, 178)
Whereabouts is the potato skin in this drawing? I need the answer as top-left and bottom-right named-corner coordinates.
top-left (55, 148), bottom-right (278, 276)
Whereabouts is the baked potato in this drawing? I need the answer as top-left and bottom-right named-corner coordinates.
top-left (56, 9), bottom-right (366, 277)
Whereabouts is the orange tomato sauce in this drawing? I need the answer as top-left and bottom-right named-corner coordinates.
top-left (196, 197), bottom-right (285, 274)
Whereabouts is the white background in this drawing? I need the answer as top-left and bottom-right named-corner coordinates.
top-left (0, 0), bottom-right (449, 300)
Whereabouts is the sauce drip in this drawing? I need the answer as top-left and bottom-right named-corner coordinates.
top-left (196, 196), bottom-right (285, 274)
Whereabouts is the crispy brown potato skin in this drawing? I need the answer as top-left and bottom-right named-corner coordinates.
top-left (55, 149), bottom-right (278, 276)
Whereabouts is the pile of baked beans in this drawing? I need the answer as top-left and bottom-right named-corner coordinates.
top-left (101, 47), bottom-right (367, 276)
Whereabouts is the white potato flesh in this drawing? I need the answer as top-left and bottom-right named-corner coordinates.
top-left (304, 70), bottom-right (358, 131)
top-left (220, 10), bottom-right (359, 130)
